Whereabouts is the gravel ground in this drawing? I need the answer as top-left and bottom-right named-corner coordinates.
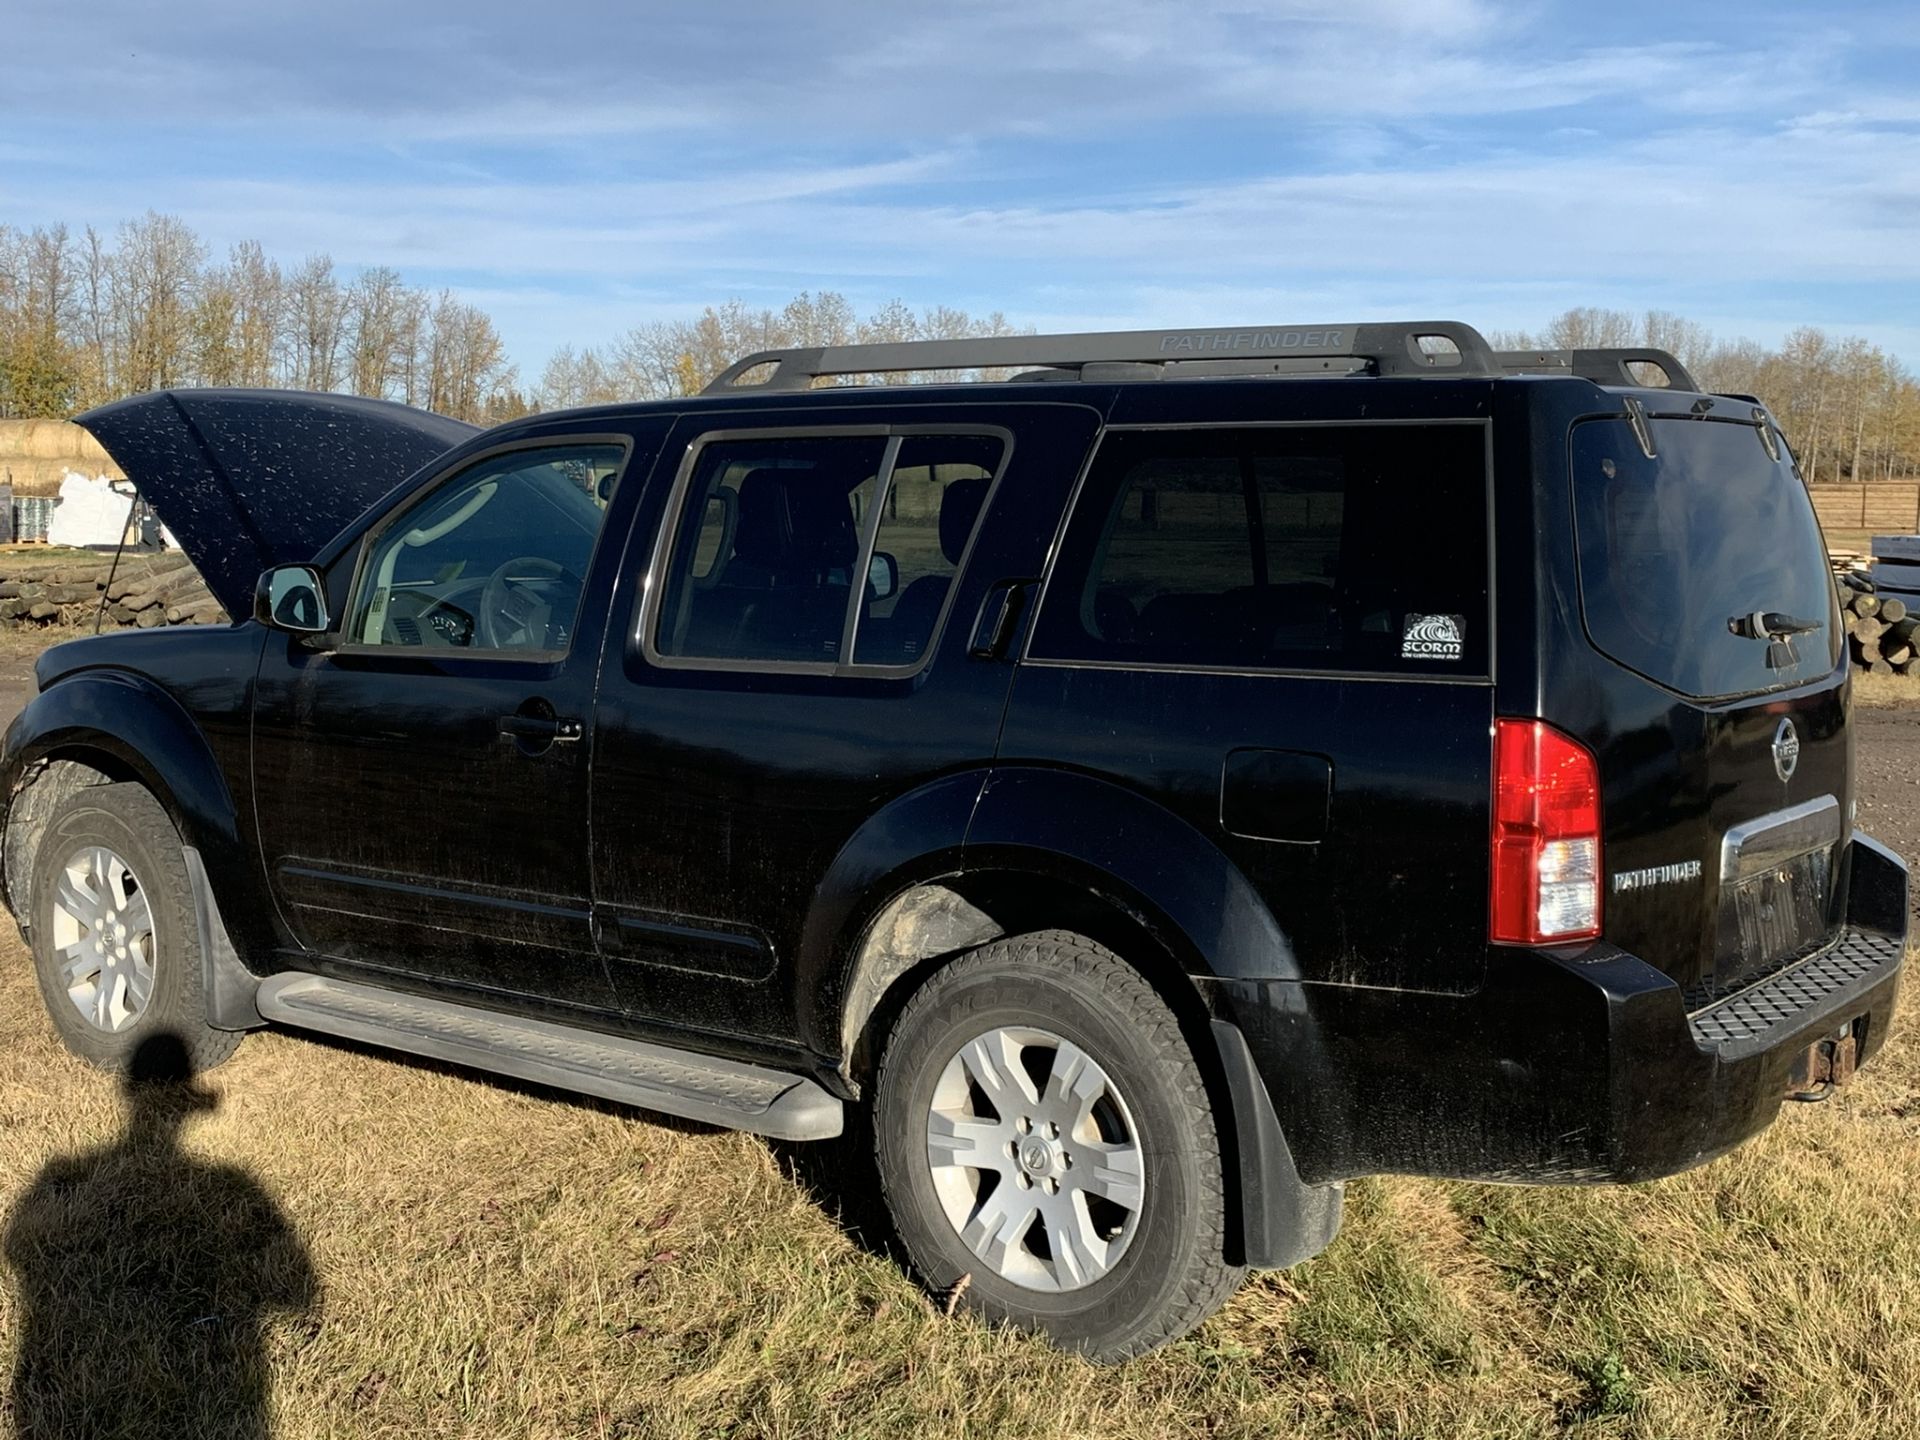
top-left (0, 657), bottom-right (33, 731)
top-left (1855, 705), bottom-right (1920, 874)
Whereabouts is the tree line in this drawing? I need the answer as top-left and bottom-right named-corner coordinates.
top-left (538, 292), bottom-right (1026, 409)
top-left (0, 215), bottom-right (521, 424)
top-left (0, 215), bottom-right (1026, 427)
top-left (4, 215), bottom-right (1916, 481)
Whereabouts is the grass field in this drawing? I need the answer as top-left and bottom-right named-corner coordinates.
top-left (0, 937), bottom-right (1914, 1439)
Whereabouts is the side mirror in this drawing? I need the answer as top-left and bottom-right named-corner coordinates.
top-left (867, 550), bottom-right (899, 601)
top-left (254, 564), bottom-right (330, 635)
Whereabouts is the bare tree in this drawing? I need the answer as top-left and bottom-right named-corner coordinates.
top-left (227, 241), bottom-right (282, 388)
top-left (190, 264), bottom-right (242, 388)
top-left (112, 213), bottom-right (206, 394)
top-left (74, 227), bottom-right (116, 407)
top-left (1542, 307), bottom-right (1639, 350)
top-left (346, 267), bottom-right (414, 400)
top-left (282, 256), bottom-right (346, 393)
top-left (538, 345), bottom-right (621, 411)
top-left (578, 292), bottom-right (1030, 401)
top-left (1641, 311), bottom-right (1713, 367)
top-left (422, 291), bottom-right (515, 422)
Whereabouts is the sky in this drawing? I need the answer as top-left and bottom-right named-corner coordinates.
top-left (4, 0), bottom-right (1918, 378)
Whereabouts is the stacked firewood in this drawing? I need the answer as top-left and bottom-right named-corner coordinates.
top-left (0, 552), bottom-right (227, 630)
top-left (1839, 573), bottom-right (1917, 674)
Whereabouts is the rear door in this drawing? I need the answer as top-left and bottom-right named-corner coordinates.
top-left (589, 401), bottom-right (1104, 1051)
top-left (1561, 406), bottom-right (1847, 999)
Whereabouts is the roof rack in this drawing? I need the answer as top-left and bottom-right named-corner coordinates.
top-left (702, 321), bottom-right (1504, 393)
top-left (1494, 347), bottom-right (1699, 393)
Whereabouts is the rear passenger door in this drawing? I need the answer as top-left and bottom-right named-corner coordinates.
top-left (998, 389), bottom-right (1497, 994)
top-left (590, 402), bottom-right (1104, 1051)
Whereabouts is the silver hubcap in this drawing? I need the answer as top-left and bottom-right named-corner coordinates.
top-left (50, 846), bottom-right (156, 1033)
top-left (925, 1025), bottom-right (1145, 1292)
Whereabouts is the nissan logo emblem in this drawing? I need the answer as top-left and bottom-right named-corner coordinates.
top-left (1772, 717), bottom-right (1801, 782)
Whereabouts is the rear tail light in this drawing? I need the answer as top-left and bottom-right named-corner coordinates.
top-left (1490, 719), bottom-right (1603, 945)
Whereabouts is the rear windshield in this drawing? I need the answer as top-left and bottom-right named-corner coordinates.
top-left (1571, 415), bottom-right (1839, 699)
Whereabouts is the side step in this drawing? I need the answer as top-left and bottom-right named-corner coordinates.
top-left (255, 974), bottom-right (842, 1140)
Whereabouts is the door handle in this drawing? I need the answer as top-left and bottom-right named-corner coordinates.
top-left (970, 580), bottom-right (1037, 660)
top-left (498, 713), bottom-right (583, 744)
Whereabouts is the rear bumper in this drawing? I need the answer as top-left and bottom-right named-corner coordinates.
top-left (1216, 831), bottom-right (1906, 1187)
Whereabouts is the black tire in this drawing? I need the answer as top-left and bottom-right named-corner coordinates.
top-left (27, 782), bottom-right (242, 1074)
top-left (873, 930), bottom-right (1244, 1360)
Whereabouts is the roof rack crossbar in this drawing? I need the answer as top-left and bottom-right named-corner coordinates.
top-left (1494, 347), bottom-right (1700, 393)
top-left (703, 321), bottom-right (1502, 393)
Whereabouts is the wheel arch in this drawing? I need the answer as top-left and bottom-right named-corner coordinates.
top-left (3, 670), bottom-right (245, 929)
top-left (811, 764), bottom-right (1304, 1079)
top-left (814, 765), bottom-right (1332, 1270)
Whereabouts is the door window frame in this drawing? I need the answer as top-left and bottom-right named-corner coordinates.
top-left (332, 432), bottom-right (636, 664)
top-left (637, 422), bottom-right (1016, 679)
top-left (1021, 416), bottom-right (1499, 686)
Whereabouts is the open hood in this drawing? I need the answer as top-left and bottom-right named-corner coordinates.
top-left (75, 389), bottom-right (478, 617)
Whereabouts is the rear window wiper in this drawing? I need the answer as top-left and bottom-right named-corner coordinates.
top-left (1728, 611), bottom-right (1822, 671)
top-left (1727, 611), bottom-right (1821, 641)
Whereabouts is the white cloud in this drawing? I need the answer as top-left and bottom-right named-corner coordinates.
top-left (1, 0), bottom-right (1914, 368)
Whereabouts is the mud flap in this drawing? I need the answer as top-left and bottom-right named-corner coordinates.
top-left (183, 846), bottom-right (263, 1031)
top-left (1210, 1018), bottom-right (1344, 1269)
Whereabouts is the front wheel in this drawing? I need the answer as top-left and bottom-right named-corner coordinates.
top-left (27, 782), bottom-right (241, 1075)
top-left (873, 930), bottom-right (1244, 1360)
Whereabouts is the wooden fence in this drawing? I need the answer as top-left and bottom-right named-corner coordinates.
top-left (1809, 484), bottom-right (1920, 536)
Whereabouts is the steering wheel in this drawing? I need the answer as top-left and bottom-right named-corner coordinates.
top-left (478, 556), bottom-right (570, 649)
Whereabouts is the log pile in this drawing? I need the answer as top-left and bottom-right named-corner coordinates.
top-left (0, 551), bottom-right (227, 631)
top-left (1839, 573), bottom-right (1918, 675)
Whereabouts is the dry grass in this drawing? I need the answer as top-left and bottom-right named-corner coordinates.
top-left (1854, 669), bottom-right (1920, 708)
top-left (1, 943), bottom-right (1915, 1439)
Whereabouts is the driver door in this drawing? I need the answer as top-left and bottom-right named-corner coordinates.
top-left (250, 422), bottom-right (668, 1011)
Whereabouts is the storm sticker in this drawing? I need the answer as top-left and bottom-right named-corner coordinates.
top-left (1401, 613), bottom-right (1464, 660)
top-left (1612, 860), bottom-right (1703, 893)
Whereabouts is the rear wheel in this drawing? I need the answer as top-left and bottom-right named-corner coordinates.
top-left (873, 930), bottom-right (1244, 1359)
top-left (27, 783), bottom-right (241, 1074)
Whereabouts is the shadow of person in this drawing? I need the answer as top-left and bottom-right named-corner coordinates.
top-left (4, 1032), bottom-right (318, 1439)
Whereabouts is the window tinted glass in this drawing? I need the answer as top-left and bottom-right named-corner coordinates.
top-left (656, 435), bottom-right (887, 664)
top-left (1572, 416), bottom-right (1839, 698)
top-left (853, 434), bottom-right (1003, 665)
top-left (349, 444), bottom-right (620, 652)
top-left (1029, 425), bottom-right (1488, 674)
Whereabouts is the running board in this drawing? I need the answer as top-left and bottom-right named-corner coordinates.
top-left (254, 974), bottom-right (842, 1140)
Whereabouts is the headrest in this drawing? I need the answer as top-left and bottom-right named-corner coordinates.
top-left (731, 468), bottom-right (860, 573)
top-left (731, 470), bottom-right (791, 569)
top-left (938, 476), bottom-right (991, 565)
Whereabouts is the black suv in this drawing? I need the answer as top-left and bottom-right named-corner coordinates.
top-left (2, 322), bottom-right (1905, 1358)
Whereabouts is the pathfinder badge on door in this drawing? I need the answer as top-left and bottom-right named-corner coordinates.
top-left (1773, 718), bottom-right (1800, 782)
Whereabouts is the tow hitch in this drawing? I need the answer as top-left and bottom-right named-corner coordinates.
top-left (1786, 1022), bottom-right (1860, 1102)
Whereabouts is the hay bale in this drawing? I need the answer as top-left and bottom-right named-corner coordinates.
top-left (0, 420), bottom-right (125, 498)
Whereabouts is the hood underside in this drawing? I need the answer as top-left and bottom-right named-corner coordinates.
top-left (75, 389), bottom-right (478, 616)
